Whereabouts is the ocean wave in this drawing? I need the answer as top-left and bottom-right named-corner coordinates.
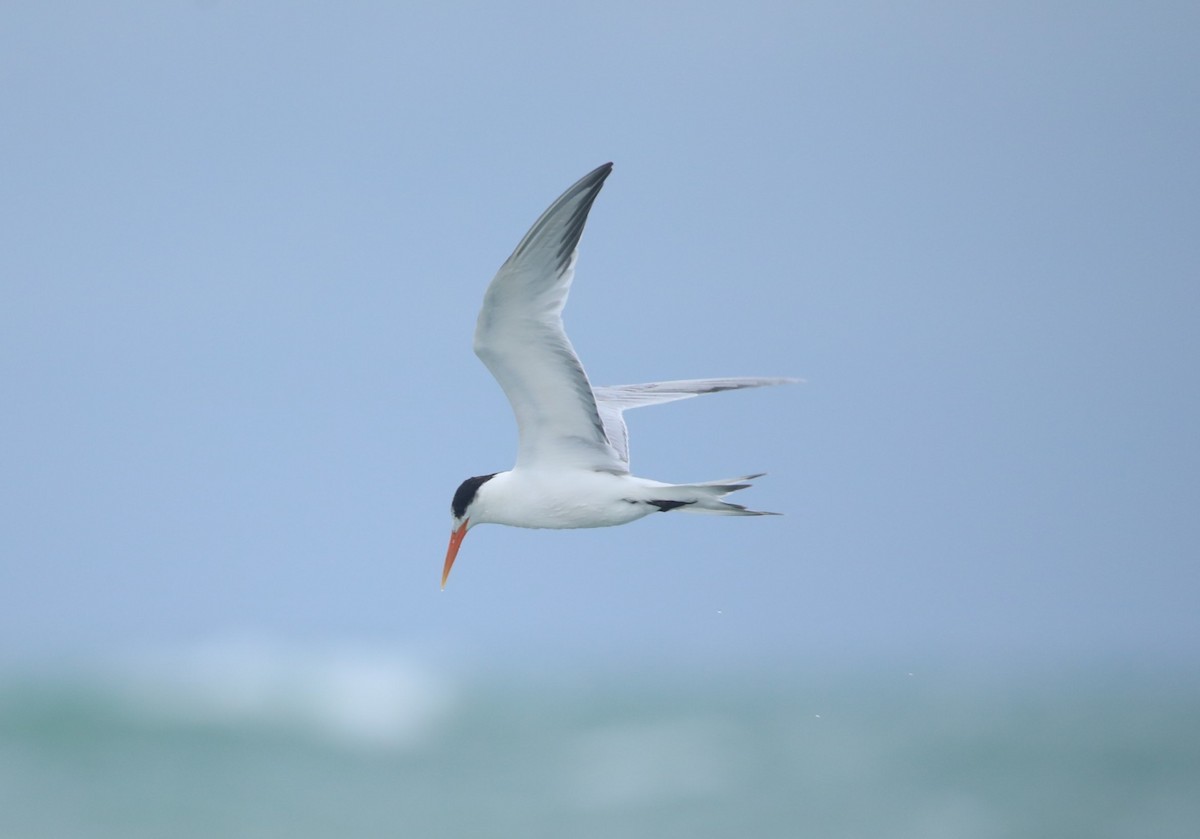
top-left (97, 637), bottom-right (455, 750)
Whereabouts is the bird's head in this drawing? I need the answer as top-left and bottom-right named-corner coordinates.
top-left (442, 473), bottom-right (498, 589)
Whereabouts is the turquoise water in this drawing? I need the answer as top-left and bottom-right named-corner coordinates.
top-left (2, 650), bottom-right (1197, 838)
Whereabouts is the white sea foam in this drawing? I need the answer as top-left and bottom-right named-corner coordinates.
top-left (104, 637), bottom-right (454, 750)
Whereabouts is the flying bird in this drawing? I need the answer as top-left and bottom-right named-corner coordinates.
top-left (443, 163), bottom-right (795, 587)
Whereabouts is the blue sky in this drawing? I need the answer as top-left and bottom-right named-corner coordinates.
top-left (2, 2), bottom-right (1197, 676)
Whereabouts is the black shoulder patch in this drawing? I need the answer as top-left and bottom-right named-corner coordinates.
top-left (452, 473), bottom-right (497, 519)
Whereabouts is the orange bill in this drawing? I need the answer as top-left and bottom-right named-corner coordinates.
top-left (441, 520), bottom-right (469, 589)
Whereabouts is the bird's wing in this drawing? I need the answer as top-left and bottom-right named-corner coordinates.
top-left (473, 163), bottom-right (625, 472)
top-left (592, 377), bottom-right (799, 464)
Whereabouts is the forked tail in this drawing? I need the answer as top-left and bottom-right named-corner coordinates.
top-left (647, 473), bottom-right (779, 516)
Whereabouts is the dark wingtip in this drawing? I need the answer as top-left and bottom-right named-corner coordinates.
top-left (582, 162), bottom-right (614, 188)
top-left (580, 162), bottom-right (614, 190)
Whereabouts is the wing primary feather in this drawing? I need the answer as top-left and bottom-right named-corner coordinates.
top-left (594, 377), bottom-right (798, 465)
top-left (504, 162), bottom-right (613, 276)
top-left (474, 163), bottom-right (625, 472)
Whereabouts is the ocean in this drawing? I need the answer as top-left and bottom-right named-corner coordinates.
top-left (2, 645), bottom-right (1196, 838)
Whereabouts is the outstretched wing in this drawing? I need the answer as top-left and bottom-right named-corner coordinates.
top-left (593, 377), bottom-right (799, 464)
top-left (473, 163), bottom-right (626, 472)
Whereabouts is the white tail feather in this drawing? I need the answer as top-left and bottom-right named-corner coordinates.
top-left (647, 473), bottom-right (780, 516)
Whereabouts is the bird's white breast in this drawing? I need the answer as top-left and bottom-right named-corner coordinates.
top-left (471, 469), bottom-right (661, 530)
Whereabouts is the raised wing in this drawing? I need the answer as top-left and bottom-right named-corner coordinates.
top-left (473, 163), bottom-right (625, 472)
top-left (593, 377), bottom-right (799, 464)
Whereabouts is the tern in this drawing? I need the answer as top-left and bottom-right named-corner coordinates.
top-left (442, 162), bottom-right (795, 587)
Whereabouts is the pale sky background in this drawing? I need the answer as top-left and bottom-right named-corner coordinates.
top-left (2, 2), bottom-right (1197, 678)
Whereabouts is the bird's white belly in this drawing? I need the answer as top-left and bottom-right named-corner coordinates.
top-left (477, 470), bottom-right (659, 530)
